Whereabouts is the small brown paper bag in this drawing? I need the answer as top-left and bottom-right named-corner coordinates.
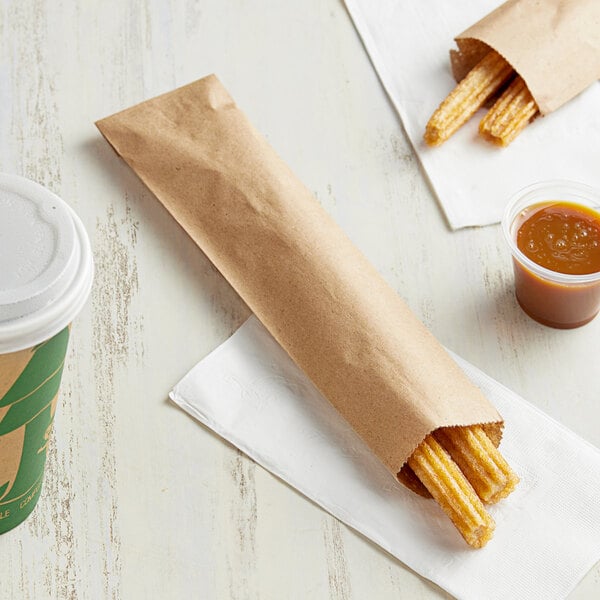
top-left (451, 0), bottom-right (600, 114)
top-left (96, 75), bottom-right (502, 485)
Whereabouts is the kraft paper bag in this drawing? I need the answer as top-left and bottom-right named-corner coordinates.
top-left (451, 0), bottom-right (600, 114)
top-left (95, 75), bottom-right (502, 486)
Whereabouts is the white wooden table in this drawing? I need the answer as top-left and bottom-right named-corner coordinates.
top-left (1, 1), bottom-right (599, 598)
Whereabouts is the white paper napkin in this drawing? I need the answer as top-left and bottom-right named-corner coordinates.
top-left (344, 0), bottom-right (600, 229)
top-left (171, 316), bottom-right (600, 600)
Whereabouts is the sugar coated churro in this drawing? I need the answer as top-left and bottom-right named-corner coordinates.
top-left (425, 50), bottom-right (540, 146)
top-left (479, 75), bottom-right (539, 146)
top-left (424, 50), bottom-right (513, 146)
top-left (435, 425), bottom-right (519, 503)
top-left (407, 435), bottom-right (495, 548)
top-left (405, 425), bottom-right (518, 548)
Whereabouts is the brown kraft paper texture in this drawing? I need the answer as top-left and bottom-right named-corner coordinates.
top-left (96, 75), bottom-right (502, 484)
top-left (451, 0), bottom-right (600, 115)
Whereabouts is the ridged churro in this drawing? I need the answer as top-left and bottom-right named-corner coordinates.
top-left (424, 50), bottom-right (513, 146)
top-left (407, 435), bottom-right (496, 548)
top-left (479, 75), bottom-right (539, 146)
top-left (404, 425), bottom-right (518, 548)
top-left (425, 50), bottom-right (540, 146)
top-left (435, 425), bottom-right (519, 504)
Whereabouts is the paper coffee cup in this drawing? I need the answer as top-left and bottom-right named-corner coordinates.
top-left (0, 174), bottom-right (93, 534)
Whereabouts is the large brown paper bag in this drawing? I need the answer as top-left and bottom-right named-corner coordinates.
top-left (96, 75), bottom-right (502, 487)
top-left (451, 0), bottom-right (600, 114)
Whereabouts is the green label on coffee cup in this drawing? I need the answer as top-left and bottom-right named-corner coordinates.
top-left (0, 327), bottom-right (69, 534)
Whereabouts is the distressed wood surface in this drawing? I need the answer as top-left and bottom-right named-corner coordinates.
top-left (1, 1), bottom-right (598, 599)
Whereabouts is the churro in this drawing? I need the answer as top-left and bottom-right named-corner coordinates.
top-left (425, 49), bottom-right (542, 146)
top-left (404, 425), bottom-right (519, 547)
top-left (435, 425), bottom-right (519, 503)
top-left (479, 75), bottom-right (539, 146)
top-left (424, 50), bottom-right (513, 146)
top-left (407, 435), bottom-right (495, 548)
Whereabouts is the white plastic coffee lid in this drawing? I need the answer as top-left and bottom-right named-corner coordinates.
top-left (0, 174), bottom-right (94, 353)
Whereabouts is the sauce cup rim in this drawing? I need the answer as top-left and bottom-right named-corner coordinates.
top-left (502, 179), bottom-right (600, 285)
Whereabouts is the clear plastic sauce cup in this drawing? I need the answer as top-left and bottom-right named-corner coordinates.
top-left (502, 180), bottom-right (600, 329)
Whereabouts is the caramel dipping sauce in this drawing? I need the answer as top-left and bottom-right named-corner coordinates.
top-left (503, 182), bottom-right (600, 329)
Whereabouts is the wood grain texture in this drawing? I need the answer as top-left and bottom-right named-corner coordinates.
top-left (323, 519), bottom-right (352, 600)
top-left (0, 1), bottom-right (598, 599)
